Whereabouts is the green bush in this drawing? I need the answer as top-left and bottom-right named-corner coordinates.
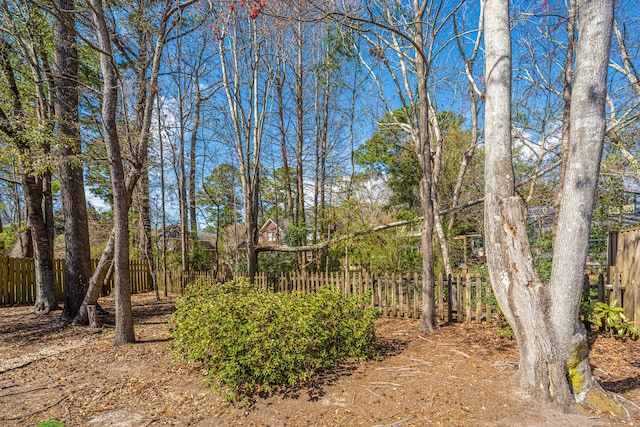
top-left (170, 278), bottom-right (379, 400)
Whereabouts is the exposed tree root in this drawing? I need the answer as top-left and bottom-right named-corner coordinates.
top-left (584, 390), bottom-right (625, 418)
top-left (32, 301), bottom-right (60, 315)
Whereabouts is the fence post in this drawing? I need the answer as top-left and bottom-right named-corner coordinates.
top-left (465, 274), bottom-right (472, 323)
top-left (447, 274), bottom-right (453, 323)
top-left (413, 272), bottom-right (419, 319)
top-left (437, 274), bottom-right (443, 321)
top-left (475, 276), bottom-right (482, 323)
top-left (582, 274), bottom-right (590, 303)
top-left (597, 273), bottom-right (605, 303)
top-left (456, 273), bottom-right (463, 322)
top-left (613, 274), bottom-right (622, 306)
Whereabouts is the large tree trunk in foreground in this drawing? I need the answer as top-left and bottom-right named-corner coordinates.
top-left (413, 5), bottom-right (436, 333)
top-left (74, 0), bottom-right (175, 325)
top-left (90, 0), bottom-right (135, 345)
top-left (54, 0), bottom-right (92, 323)
top-left (25, 175), bottom-right (57, 314)
top-left (484, 0), bottom-right (613, 409)
top-left (548, 0), bottom-right (614, 402)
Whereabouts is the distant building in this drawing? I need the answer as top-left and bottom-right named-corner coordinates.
top-left (259, 218), bottom-right (288, 244)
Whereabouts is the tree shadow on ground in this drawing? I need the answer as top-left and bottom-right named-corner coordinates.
top-left (98, 299), bottom-right (176, 327)
top-left (132, 301), bottom-right (176, 322)
top-left (600, 376), bottom-right (640, 394)
top-left (255, 336), bottom-right (409, 405)
top-left (0, 308), bottom-right (69, 345)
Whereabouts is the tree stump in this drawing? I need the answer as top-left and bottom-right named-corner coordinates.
top-left (87, 305), bottom-right (100, 328)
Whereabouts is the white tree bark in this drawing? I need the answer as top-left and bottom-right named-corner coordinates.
top-left (549, 0), bottom-right (614, 401)
top-left (484, 0), bottom-right (614, 408)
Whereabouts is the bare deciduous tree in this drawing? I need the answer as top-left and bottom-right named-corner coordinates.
top-left (484, 0), bottom-right (614, 407)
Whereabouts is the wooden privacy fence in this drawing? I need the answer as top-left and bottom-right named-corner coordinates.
top-left (605, 271), bottom-right (640, 329)
top-left (0, 256), bottom-right (152, 305)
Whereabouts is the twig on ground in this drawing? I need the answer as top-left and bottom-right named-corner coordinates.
top-left (375, 361), bottom-right (429, 371)
top-left (371, 417), bottom-right (414, 427)
top-left (613, 393), bottom-right (640, 413)
top-left (399, 356), bottom-right (432, 364)
top-left (448, 375), bottom-right (469, 380)
top-left (371, 380), bottom-right (417, 387)
top-left (371, 381), bottom-right (401, 387)
top-left (363, 387), bottom-right (386, 400)
top-left (612, 394), bottom-right (632, 420)
top-left (593, 367), bottom-right (612, 377)
top-left (452, 349), bottom-right (471, 359)
top-left (491, 360), bottom-right (517, 372)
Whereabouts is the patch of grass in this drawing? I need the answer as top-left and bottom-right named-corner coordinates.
top-left (32, 421), bottom-right (65, 427)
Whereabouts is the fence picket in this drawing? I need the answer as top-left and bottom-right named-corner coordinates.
top-left (413, 273), bottom-right (419, 319)
top-left (475, 276), bottom-right (482, 323)
top-left (465, 274), bottom-right (472, 323)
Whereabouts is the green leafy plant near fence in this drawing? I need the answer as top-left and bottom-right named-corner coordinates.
top-left (170, 278), bottom-right (379, 401)
top-left (591, 299), bottom-right (639, 339)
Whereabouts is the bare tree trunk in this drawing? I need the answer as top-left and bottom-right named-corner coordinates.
top-left (275, 66), bottom-right (294, 218)
top-left (132, 4), bottom-right (156, 298)
top-left (189, 87), bottom-right (202, 239)
top-left (158, 96), bottom-right (168, 298)
top-left (428, 106), bottom-right (453, 279)
top-left (89, 0), bottom-right (135, 345)
top-left (74, 0), bottom-right (179, 324)
top-left (25, 176), bottom-right (57, 313)
top-left (177, 61), bottom-right (190, 272)
top-left (54, 0), bottom-right (92, 322)
top-left (0, 40), bottom-right (57, 313)
top-left (553, 0), bottom-right (576, 236)
top-left (484, 0), bottom-right (613, 408)
top-left (413, 6), bottom-right (436, 333)
top-left (448, 11), bottom-right (482, 238)
top-left (218, 14), bottom-right (271, 282)
top-left (295, 21), bottom-right (305, 231)
top-left (548, 0), bottom-right (613, 402)
top-left (138, 172), bottom-right (156, 297)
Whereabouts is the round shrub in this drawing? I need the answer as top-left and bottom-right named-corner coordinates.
top-left (169, 278), bottom-right (379, 400)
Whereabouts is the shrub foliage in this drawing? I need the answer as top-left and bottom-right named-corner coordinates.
top-left (170, 279), bottom-right (379, 399)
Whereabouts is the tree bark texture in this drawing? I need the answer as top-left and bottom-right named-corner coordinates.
top-left (25, 175), bottom-right (57, 313)
top-left (89, 0), bottom-right (135, 345)
top-left (0, 40), bottom-right (57, 314)
top-left (484, 0), bottom-right (613, 408)
top-left (414, 10), bottom-right (436, 333)
top-left (75, 0), bottom-right (175, 323)
top-left (54, 0), bottom-right (92, 322)
top-left (548, 0), bottom-right (614, 402)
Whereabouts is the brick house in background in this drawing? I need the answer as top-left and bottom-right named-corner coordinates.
top-left (259, 218), bottom-right (287, 244)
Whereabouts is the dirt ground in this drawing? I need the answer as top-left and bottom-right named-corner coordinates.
top-left (1, 293), bottom-right (640, 427)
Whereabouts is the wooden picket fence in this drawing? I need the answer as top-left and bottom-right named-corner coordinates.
top-left (0, 256), bottom-right (152, 305)
top-left (5, 254), bottom-right (635, 328)
top-left (251, 271), bottom-right (497, 324)
top-left (156, 267), bottom-right (222, 296)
